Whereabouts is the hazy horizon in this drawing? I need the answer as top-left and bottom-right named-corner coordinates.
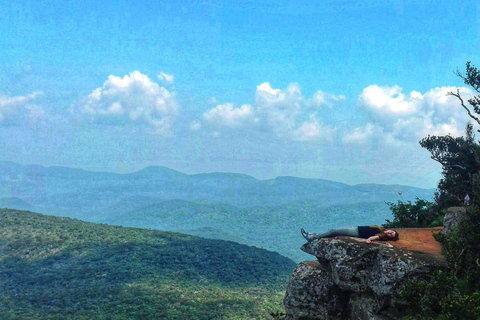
top-left (2, 160), bottom-right (437, 190)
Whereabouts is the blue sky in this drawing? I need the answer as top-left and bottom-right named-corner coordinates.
top-left (1, 0), bottom-right (479, 188)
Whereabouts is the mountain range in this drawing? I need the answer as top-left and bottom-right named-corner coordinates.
top-left (0, 161), bottom-right (435, 261)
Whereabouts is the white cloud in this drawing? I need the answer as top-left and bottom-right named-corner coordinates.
top-left (190, 121), bottom-right (201, 131)
top-left (423, 86), bottom-right (471, 124)
top-left (202, 103), bottom-right (256, 128)
top-left (352, 85), bottom-right (472, 144)
top-left (255, 82), bottom-right (303, 137)
top-left (421, 117), bottom-right (462, 137)
top-left (0, 91), bottom-right (44, 126)
top-left (198, 82), bottom-right (474, 150)
top-left (200, 82), bottom-right (342, 143)
top-left (255, 82), bottom-right (340, 141)
top-left (256, 82), bottom-right (281, 95)
top-left (294, 114), bottom-right (337, 142)
top-left (358, 85), bottom-right (423, 117)
top-left (81, 71), bottom-right (179, 136)
top-left (157, 72), bottom-right (175, 84)
top-left (307, 90), bottom-right (346, 108)
top-left (343, 123), bottom-right (377, 144)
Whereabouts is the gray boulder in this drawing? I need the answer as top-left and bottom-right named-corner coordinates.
top-left (284, 236), bottom-right (445, 320)
top-left (442, 206), bottom-right (467, 234)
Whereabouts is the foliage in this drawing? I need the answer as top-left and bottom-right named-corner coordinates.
top-left (269, 311), bottom-right (286, 320)
top-left (419, 123), bottom-right (480, 209)
top-left (455, 61), bottom-right (480, 116)
top-left (0, 209), bottom-right (295, 319)
top-left (383, 197), bottom-right (440, 228)
top-left (401, 270), bottom-right (456, 317)
top-left (437, 207), bottom-right (480, 291)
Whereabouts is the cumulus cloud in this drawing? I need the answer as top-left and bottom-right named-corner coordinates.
top-left (254, 82), bottom-right (338, 141)
top-left (358, 85), bottom-right (423, 117)
top-left (343, 123), bottom-right (377, 144)
top-left (255, 82), bottom-right (304, 136)
top-left (198, 82), bottom-right (472, 147)
top-left (307, 90), bottom-right (346, 108)
top-left (81, 71), bottom-right (179, 136)
top-left (256, 82), bottom-right (281, 95)
top-left (200, 82), bottom-right (339, 142)
top-left (294, 114), bottom-right (337, 142)
top-left (203, 103), bottom-right (256, 128)
top-left (423, 87), bottom-right (471, 124)
top-left (348, 85), bottom-right (472, 144)
top-left (0, 91), bottom-right (44, 126)
top-left (157, 72), bottom-right (175, 84)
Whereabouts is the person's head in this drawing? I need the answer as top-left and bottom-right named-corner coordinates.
top-left (376, 229), bottom-right (399, 241)
top-left (383, 229), bottom-right (399, 241)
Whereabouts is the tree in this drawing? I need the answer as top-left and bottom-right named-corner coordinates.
top-left (420, 61), bottom-right (480, 209)
top-left (419, 123), bottom-right (480, 209)
top-left (383, 197), bottom-right (440, 228)
top-left (449, 61), bottom-right (480, 130)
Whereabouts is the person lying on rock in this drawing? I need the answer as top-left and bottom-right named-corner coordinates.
top-left (301, 226), bottom-right (399, 244)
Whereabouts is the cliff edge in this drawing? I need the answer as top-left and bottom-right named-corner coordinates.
top-left (284, 228), bottom-right (445, 320)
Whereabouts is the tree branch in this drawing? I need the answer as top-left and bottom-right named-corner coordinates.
top-left (447, 89), bottom-right (480, 127)
top-left (451, 164), bottom-right (468, 171)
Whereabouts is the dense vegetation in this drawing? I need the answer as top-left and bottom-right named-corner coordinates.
top-left (389, 62), bottom-right (480, 320)
top-left (0, 209), bottom-right (296, 320)
top-left (383, 197), bottom-right (442, 228)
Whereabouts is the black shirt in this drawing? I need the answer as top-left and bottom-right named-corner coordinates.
top-left (357, 226), bottom-right (382, 239)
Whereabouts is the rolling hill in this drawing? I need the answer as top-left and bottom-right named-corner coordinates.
top-left (0, 208), bottom-right (296, 320)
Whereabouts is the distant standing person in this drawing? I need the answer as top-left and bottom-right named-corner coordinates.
top-left (301, 226), bottom-right (399, 244)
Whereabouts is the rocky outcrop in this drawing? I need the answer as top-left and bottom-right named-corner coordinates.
top-left (284, 234), bottom-right (445, 320)
top-left (442, 206), bottom-right (467, 234)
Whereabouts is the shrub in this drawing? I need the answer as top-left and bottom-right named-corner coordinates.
top-left (383, 197), bottom-right (441, 228)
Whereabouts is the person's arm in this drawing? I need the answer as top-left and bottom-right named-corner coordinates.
top-left (366, 235), bottom-right (380, 244)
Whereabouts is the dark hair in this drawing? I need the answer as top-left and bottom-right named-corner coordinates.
top-left (376, 229), bottom-right (399, 241)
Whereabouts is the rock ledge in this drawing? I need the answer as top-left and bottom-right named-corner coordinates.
top-left (284, 230), bottom-right (445, 320)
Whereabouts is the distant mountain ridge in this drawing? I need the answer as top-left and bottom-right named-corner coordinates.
top-left (0, 161), bottom-right (435, 217)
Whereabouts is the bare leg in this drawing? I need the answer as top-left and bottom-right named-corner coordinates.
top-left (309, 227), bottom-right (358, 240)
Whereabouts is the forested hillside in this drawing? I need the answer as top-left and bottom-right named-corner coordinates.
top-left (0, 209), bottom-right (295, 320)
